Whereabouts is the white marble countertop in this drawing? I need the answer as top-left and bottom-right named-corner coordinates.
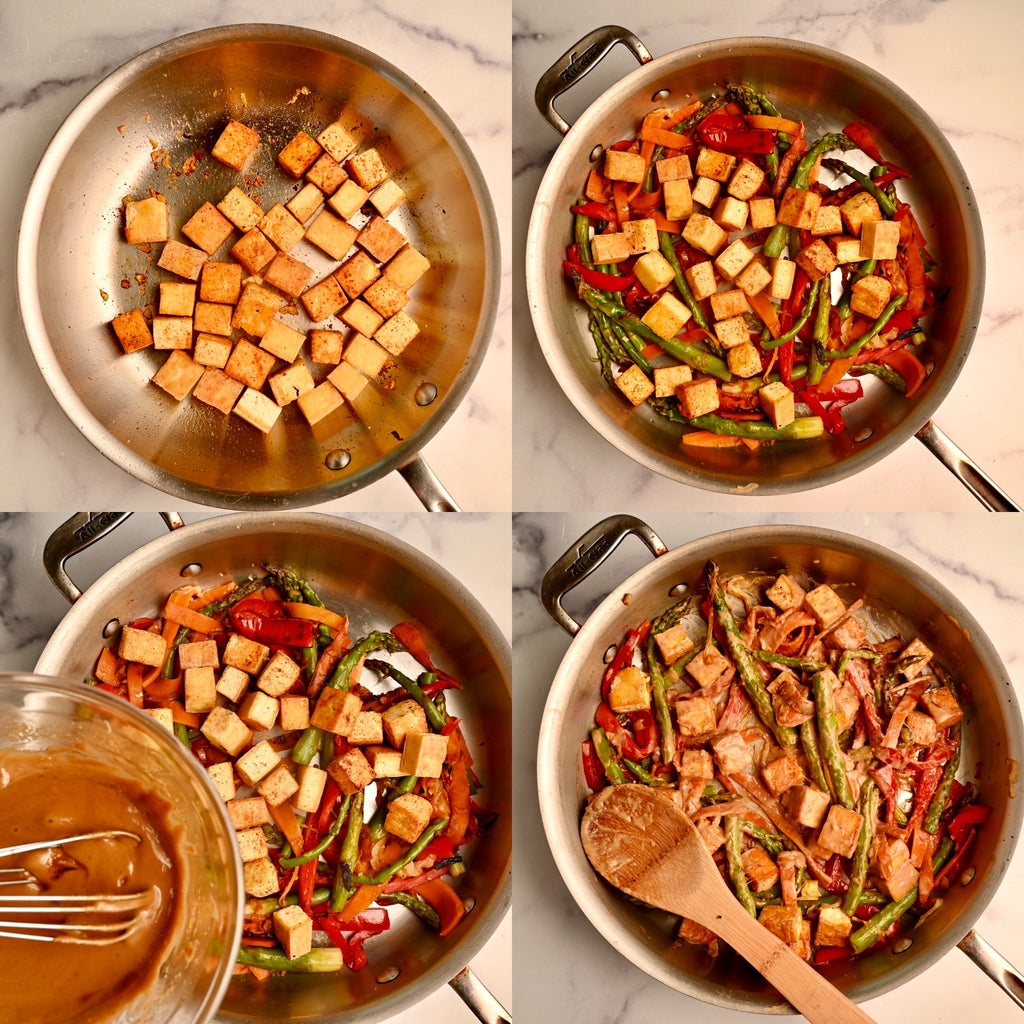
top-left (513, 503), bottom-right (1024, 1024)
top-left (512, 0), bottom-right (1024, 513)
top-left (2, 0), bottom-right (510, 515)
top-left (0, 508), bottom-right (512, 1024)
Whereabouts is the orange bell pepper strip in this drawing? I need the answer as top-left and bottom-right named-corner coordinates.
top-left (336, 883), bottom-right (386, 922)
top-left (747, 288), bottom-right (781, 339)
top-left (681, 431), bottom-right (745, 448)
top-left (816, 353), bottom-right (857, 393)
top-left (282, 602), bottom-right (349, 634)
top-left (143, 673), bottom-right (183, 701)
top-left (446, 755), bottom-right (472, 846)
top-left (193, 580), bottom-right (236, 609)
top-left (94, 647), bottom-right (122, 687)
top-left (611, 180), bottom-right (631, 225)
top-left (126, 662), bottom-right (148, 707)
top-left (152, 700), bottom-right (202, 728)
top-left (663, 98), bottom-right (702, 129)
top-left (163, 600), bottom-right (222, 634)
top-left (268, 800), bottom-right (304, 859)
top-left (413, 877), bottom-right (466, 937)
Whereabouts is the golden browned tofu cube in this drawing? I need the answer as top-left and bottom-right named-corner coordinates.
top-left (817, 804), bottom-right (864, 859)
top-left (193, 301), bottom-right (233, 337)
top-left (305, 209), bottom-right (359, 261)
top-left (152, 315), bottom-right (193, 350)
top-left (216, 665), bottom-right (249, 704)
top-left (840, 192), bottom-right (883, 236)
top-left (300, 275), bottom-right (347, 323)
top-left (727, 341), bottom-right (762, 379)
top-left (653, 622), bottom-right (694, 665)
top-left (230, 228), bottom-right (277, 275)
top-left (830, 235), bottom-right (863, 264)
top-left (795, 238), bottom-right (838, 283)
top-left (181, 201), bottom-right (234, 255)
top-left (382, 699), bottom-right (428, 749)
top-left (366, 745), bottom-right (405, 778)
top-left (124, 195), bottom-right (168, 244)
top-left (237, 827), bottom-right (269, 863)
top-left (742, 846), bottom-right (779, 892)
top-left (691, 175), bottom-right (721, 209)
top-left (677, 377), bottom-right (720, 419)
top-left (234, 387), bottom-right (282, 432)
top-left (761, 751), bottom-right (805, 796)
top-left (118, 625), bottom-right (166, 667)
top-left (759, 904), bottom-right (803, 945)
top-left (264, 253), bottom-right (315, 298)
top-left (607, 666), bottom-right (650, 713)
top-left (769, 257), bottom-right (796, 301)
top-left (655, 153), bottom-right (691, 182)
top-left (269, 361), bottom-right (316, 407)
top-left (212, 119), bottom-right (260, 171)
top-left (236, 740), bottom-right (281, 787)
top-left (781, 785), bottom-right (831, 828)
top-left (297, 381), bottom-right (346, 425)
top-left (759, 381), bottom-right (795, 429)
top-left (159, 281), bottom-right (196, 317)
top-left (286, 182), bottom-right (325, 224)
top-left (218, 187), bottom-right (263, 231)
top-left (328, 179), bottom-right (370, 220)
top-left (207, 761), bottom-right (236, 802)
top-left (327, 748), bottom-right (375, 796)
top-left (151, 350), bottom-right (204, 401)
top-left (766, 573), bottom-right (806, 610)
top-left (860, 218), bottom-right (900, 260)
top-left (640, 292), bottom-right (691, 340)
top-left (244, 857), bottom-right (280, 898)
top-left (777, 187), bottom-right (822, 230)
top-left (804, 585), bottom-right (846, 627)
top-left (748, 196), bottom-right (777, 230)
top-left (344, 333), bottom-right (389, 377)
top-left (687, 645), bottom-right (730, 688)
top-left (311, 688), bottom-right (362, 735)
top-left (589, 232), bottom-right (630, 264)
top-left (317, 120), bottom-right (357, 163)
top-left (201, 706), bottom-right (253, 758)
top-left (258, 764), bottom-right (299, 807)
top-left (614, 364), bottom-right (655, 406)
top-left (335, 251), bottom-right (381, 298)
top-left (369, 180), bottom-right (406, 218)
top-left (400, 731), bottom-right (448, 777)
top-left (709, 289), bottom-right (749, 321)
top-left (674, 695), bottom-right (717, 737)
top-left (158, 239), bottom-right (207, 281)
top-left (193, 367), bottom-right (245, 414)
top-left (232, 284), bottom-right (285, 339)
top-left (374, 311), bottom-right (419, 356)
top-left (816, 906), bottom-right (853, 947)
top-left (279, 695), bottom-right (311, 733)
top-left (357, 215), bottom-right (406, 262)
top-left (713, 314), bottom-right (749, 351)
top-left (259, 204), bottom-right (305, 252)
top-left (274, 905), bottom-right (313, 960)
top-left (653, 364), bottom-right (693, 399)
top-left (919, 686), bottom-right (964, 729)
top-left (735, 259), bottom-right (772, 298)
top-left (257, 651), bottom-right (301, 698)
top-left (200, 261), bottom-right (243, 304)
top-left (260, 320), bottom-right (306, 363)
top-left (681, 212), bottom-right (727, 255)
top-left (695, 147), bottom-right (736, 182)
top-left (678, 749), bottom-right (714, 780)
top-left (811, 204), bottom-right (843, 236)
top-left (850, 275), bottom-right (893, 319)
top-left (111, 308), bottom-right (154, 354)
top-left (712, 195), bottom-right (749, 232)
top-left (604, 149), bottom-right (645, 183)
top-left (346, 147), bottom-right (389, 190)
top-left (363, 277), bottom-right (408, 319)
top-left (727, 158), bottom-right (765, 201)
top-left (237, 694), bottom-right (277, 740)
top-left (328, 361), bottom-right (369, 402)
top-left (684, 261), bottom-right (717, 301)
top-left (306, 152), bottom-right (347, 196)
top-left (348, 711), bottom-right (384, 746)
top-left (224, 633), bottom-right (271, 675)
top-left (226, 796), bottom-right (270, 831)
top-left (714, 239), bottom-right (755, 282)
top-left (621, 218), bottom-right (658, 256)
top-left (633, 251), bottom-right (675, 294)
top-left (184, 666), bottom-right (217, 714)
top-left (278, 131), bottom-right (323, 178)
top-left (384, 792), bottom-right (433, 843)
top-left (293, 764), bottom-right (327, 814)
top-left (341, 299), bottom-right (384, 339)
top-left (308, 329), bottom-right (345, 364)
top-left (224, 338), bottom-right (277, 390)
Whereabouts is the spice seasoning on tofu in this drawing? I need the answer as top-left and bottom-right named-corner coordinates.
top-left (565, 85), bottom-right (936, 449)
top-left (92, 565), bottom-right (486, 975)
top-left (111, 113), bottom-right (431, 437)
top-left (581, 559), bottom-right (987, 968)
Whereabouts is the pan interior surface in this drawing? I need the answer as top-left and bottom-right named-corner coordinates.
top-left (20, 26), bottom-right (497, 507)
top-left (538, 526), bottom-right (1021, 1012)
top-left (526, 37), bottom-right (983, 494)
top-left (33, 513), bottom-right (511, 1023)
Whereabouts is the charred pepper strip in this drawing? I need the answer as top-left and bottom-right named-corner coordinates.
top-left (706, 562), bottom-right (797, 748)
top-left (725, 815), bottom-right (757, 916)
top-left (812, 670), bottom-right (855, 809)
top-left (842, 780), bottom-right (878, 914)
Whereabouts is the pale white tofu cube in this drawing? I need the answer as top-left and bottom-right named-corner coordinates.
top-left (274, 905), bottom-right (313, 960)
top-left (201, 706), bottom-right (253, 757)
top-left (237, 827), bottom-right (269, 863)
top-left (207, 761), bottom-right (236, 802)
top-left (144, 707), bottom-right (174, 732)
top-left (292, 764), bottom-right (328, 814)
top-left (216, 666), bottom-right (249, 704)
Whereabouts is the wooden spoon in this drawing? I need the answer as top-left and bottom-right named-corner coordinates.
top-left (581, 784), bottom-right (876, 1024)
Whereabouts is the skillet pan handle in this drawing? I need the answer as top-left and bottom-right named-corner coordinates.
top-left (398, 454), bottom-right (461, 512)
top-left (448, 966), bottom-right (511, 1023)
top-left (541, 514), bottom-right (668, 636)
top-left (535, 25), bottom-right (653, 136)
top-left (915, 421), bottom-right (1022, 511)
top-left (43, 512), bottom-right (185, 603)
top-left (958, 929), bottom-right (1024, 1010)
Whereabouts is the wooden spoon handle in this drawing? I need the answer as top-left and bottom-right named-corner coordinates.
top-left (698, 893), bottom-right (877, 1024)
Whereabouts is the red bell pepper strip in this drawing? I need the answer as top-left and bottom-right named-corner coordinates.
top-left (843, 121), bottom-right (909, 178)
top-left (600, 621), bottom-right (651, 702)
top-left (581, 739), bottom-right (604, 791)
top-left (594, 703), bottom-right (656, 761)
top-left (228, 601), bottom-right (317, 648)
top-left (562, 259), bottom-right (635, 292)
top-left (697, 112), bottom-right (775, 154)
top-left (570, 201), bottom-right (619, 223)
top-left (796, 378), bottom-right (863, 435)
top-left (948, 803), bottom-right (990, 846)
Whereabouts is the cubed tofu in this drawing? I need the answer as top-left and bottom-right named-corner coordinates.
top-left (256, 651), bottom-right (301, 698)
top-left (590, 232), bottom-right (630, 264)
top-left (158, 239), bottom-right (207, 281)
top-left (348, 711), bottom-right (384, 746)
top-left (217, 187), bottom-right (264, 232)
top-left (759, 380), bottom-right (795, 429)
top-left (674, 696), bottom-right (717, 737)
top-left (781, 785), bottom-right (831, 829)
top-left (860, 218), bottom-right (900, 260)
top-left (382, 699), bottom-right (429, 749)
top-left (727, 342), bottom-right (762, 379)
top-left (742, 846), bottom-right (780, 892)
top-left (124, 195), bottom-right (168, 244)
top-left (212, 119), bottom-right (260, 171)
top-left (604, 149), bottom-right (646, 183)
top-left (357, 215), bottom-right (406, 262)
top-left (260, 320), bottom-right (306, 364)
top-left (223, 633), bottom-right (271, 675)
top-left (759, 904), bottom-right (804, 945)
top-left (712, 196), bottom-right (749, 233)
top-left (328, 361), bottom-right (370, 402)
top-left (655, 154), bottom-right (692, 182)
top-left (269, 361), bottom-right (316, 407)
top-left (225, 340), bottom-right (277, 390)
top-left (769, 257), bottom-right (796, 301)
top-left (678, 749), bottom-right (714, 779)
top-left (258, 764), bottom-right (299, 806)
top-left (633, 251), bottom-right (675, 294)
top-left (899, 637), bottom-right (934, 679)
top-left (231, 284), bottom-right (285, 339)
top-left (308, 329), bottom-right (346, 364)
top-left (151, 351), bottom-right (204, 401)
top-left (816, 906), bottom-right (853, 947)
top-left (152, 315), bottom-right (193, 351)
top-left (200, 261), bottom-right (243, 304)
top-left (748, 196), bottom-right (777, 230)
top-left (305, 209), bottom-right (359, 261)
top-left (278, 131), bottom-right (322, 178)
top-left (237, 827), bottom-right (269, 863)
top-left (653, 622), bottom-right (695, 665)
top-left (663, 178), bottom-right (693, 221)
top-left (311, 688), bottom-right (362, 735)
top-left (728, 158), bottom-right (765, 201)
top-left (244, 857), bottom-right (280, 898)
top-left (274, 905), bottom-right (313, 960)
top-left (399, 731), bottom-right (448, 778)
top-left (363, 277), bottom-right (409, 319)
top-left (677, 377), bottom-right (720, 419)
top-left (264, 253), bottom-right (315, 298)
top-left (384, 245), bottom-right (431, 291)
top-left (193, 367), bottom-right (244, 414)
top-left (713, 314), bottom-right (749, 350)
top-left (384, 792), bottom-right (433, 843)
top-left (346, 147), bottom-right (389, 190)
top-left (691, 175), bottom-right (721, 209)
top-left (259, 203), bottom-right (305, 252)
top-left (850, 275), bottom-right (893, 319)
top-left (159, 281), bottom-right (196, 317)
top-left (317, 120), bottom-right (358, 163)
top-left (777, 187), bottom-right (821, 230)
top-left (181, 201), bottom-right (234, 255)
top-left (207, 761), bottom-right (236, 802)
top-left (607, 666), bottom-right (651, 713)
top-left (840, 192), bottom-right (883, 236)
top-left (614, 364), bottom-right (655, 406)
top-left (230, 228), bottom-right (277, 275)
top-left (770, 670), bottom-right (815, 728)
top-left (374, 311), bottom-right (420, 356)
top-left (118, 625), bottom-right (166, 668)
top-left (327, 748), bottom-right (375, 795)
top-left (653, 364), bottom-right (693, 399)
top-left (904, 710), bottom-right (939, 747)
top-left (143, 707), bottom-right (174, 732)
top-left (714, 239), bottom-right (755, 282)
top-left (710, 731), bottom-right (754, 774)
top-left (682, 212), bottom-right (727, 255)
top-left (216, 666), bottom-right (249, 704)
top-left (292, 764), bottom-right (327, 814)
top-left (235, 740), bottom-right (281, 787)
top-left (297, 381), bottom-right (346, 425)
top-left (762, 752), bottom-right (805, 796)
top-left (621, 218), bottom-right (658, 256)
top-left (111, 308), bottom-right (154, 354)
top-left (341, 299), bottom-right (384, 339)
top-left (641, 292), bottom-right (691, 340)
top-left (878, 858), bottom-right (919, 901)
top-left (184, 666), bottom-right (217, 714)
top-left (306, 153), bottom-right (347, 196)
top-left (735, 259), bottom-right (772, 298)
top-left (201, 706), bottom-right (253, 758)
top-left (226, 797), bottom-right (270, 832)
top-left (335, 250), bottom-right (381, 298)
top-left (795, 238), bottom-right (838, 283)
top-left (366, 745), bottom-right (405, 778)
top-left (344, 333), bottom-right (389, 377)
top-left (695, 147), bottom-right (736, 182)
top-left (300, 275), bottom-right (347, 323)
top-left (811, 205), bottom-right (843, 236)
top-left (328, 179), bottom-right (370, 221)
top-left (830, 616), bottom-right (868, 652)
top-left (817, 804), bottom-right (864, 859)
top-left (919, 686), bottom-right (964, 729)
top-left (279, 695), bottom-right (311, 733)
top-left (766, 572), bottom-right (806, 610)
top-left (285, 181), bottom-right (325, 223)
top-left (684, 261), bottom-right (717, 301)
top-left (193, 301), bottom-right (233, 337)
top-left (369, 179), bottom-right (406, 218)
top-left (804, 585), bottom-right (846, 628)
top-left (709, 289), bottom-right (749, 321)
top-left (830, 235), bottom-right (864, 264)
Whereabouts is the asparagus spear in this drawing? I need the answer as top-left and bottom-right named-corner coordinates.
top-left (812, 669), bottom-right (855, 809)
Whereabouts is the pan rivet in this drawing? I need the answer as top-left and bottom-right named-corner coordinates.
top-left (325, 449), bottom-right (352, 471)
top-left (960, 865), bottom-right (976, 886)
top-left (603, 643), bottom-right (617, 666)
top-left (463, 895), bottom-right (476, 913)
top-left (853, 427), bottom-right (873, 443)
top-left (669, 582), bottom-right (689, 598)
top-left (589, 144), bottom-right (604, 164)
top-left (376, 966), bottom-right (400, 984)
top-left (102, 618), bottom-right (120, 639)
top-left (415, 382), bottom-right (438, 406)
top-left (652, 88), bottom-right (670, 101)
top-left (181, 563), bottom-right (202, 578)
top-left (893, 937), bottom-right (913, 954)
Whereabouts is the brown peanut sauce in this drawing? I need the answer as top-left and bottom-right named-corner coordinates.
top-left (0, 749), bottom-right (182, 1023)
